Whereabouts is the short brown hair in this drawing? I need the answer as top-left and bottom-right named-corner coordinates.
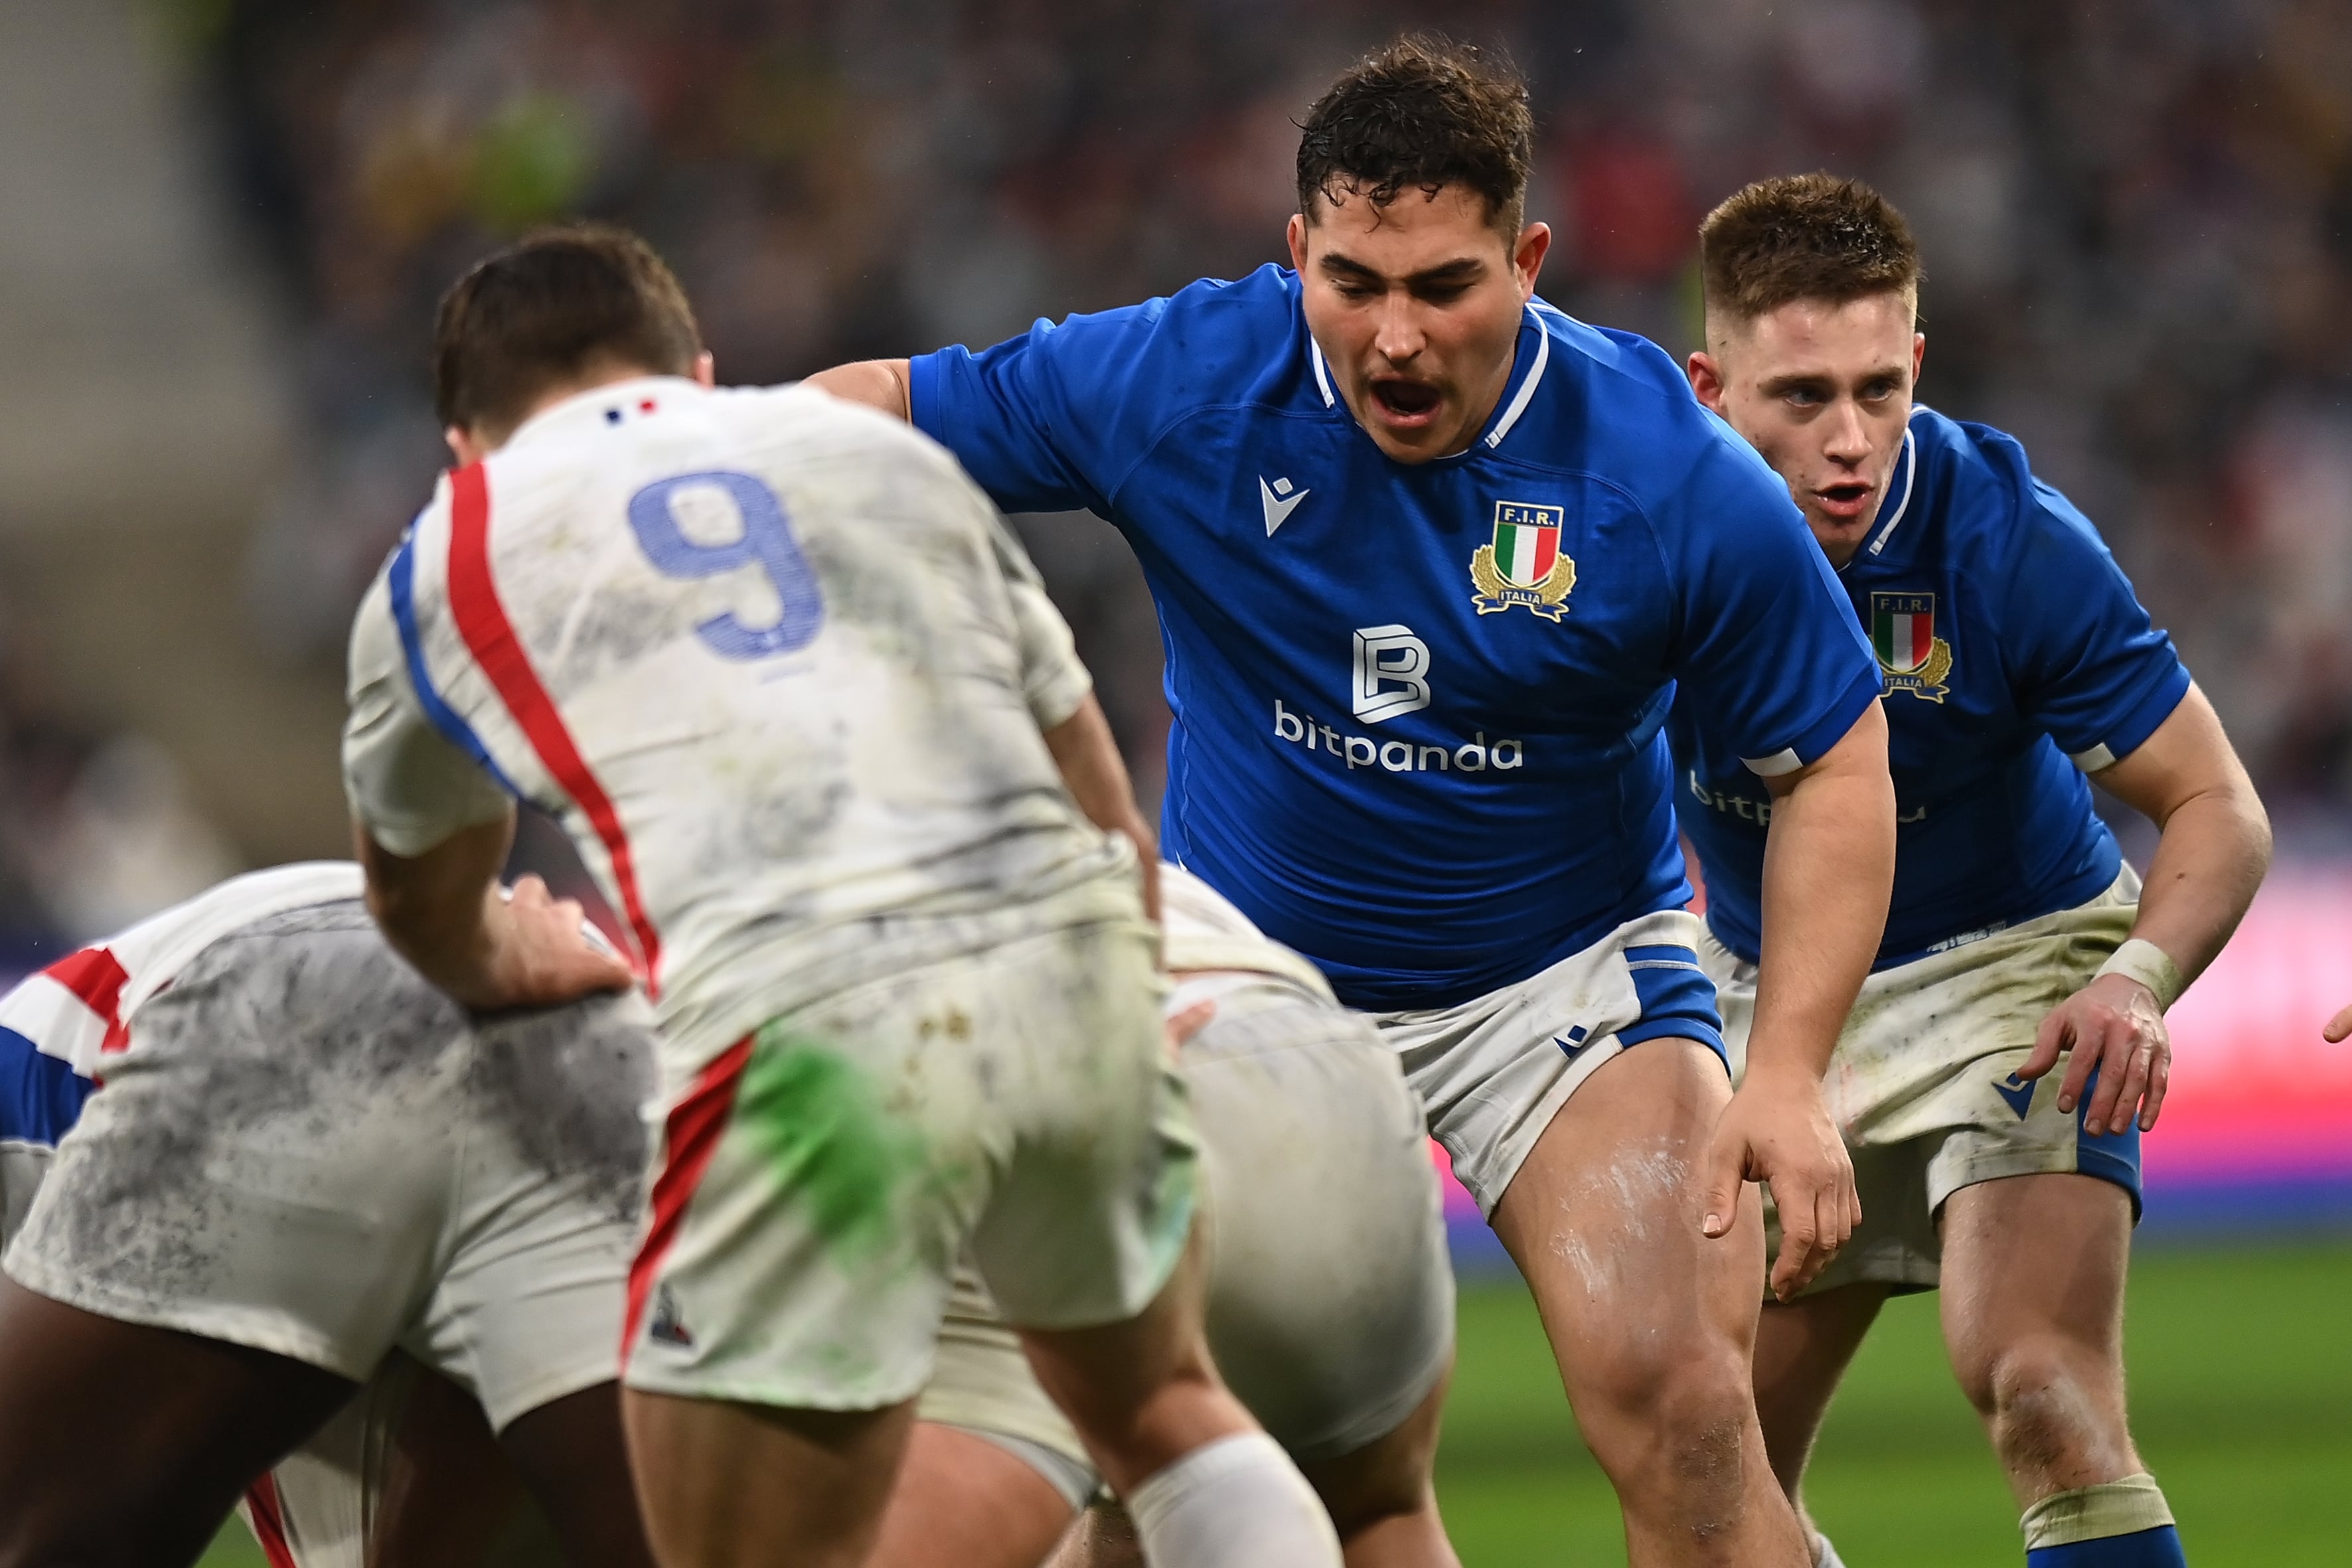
top-left (1296, 35), bottom-right (1533, 235)
top-left (433, 224), bottom-right (702, 435)
top-left (1699, 173), bottom-right (1922, 327)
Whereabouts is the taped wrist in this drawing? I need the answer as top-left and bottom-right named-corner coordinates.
top-left (2093, 939), bottom-right (2185, 1012)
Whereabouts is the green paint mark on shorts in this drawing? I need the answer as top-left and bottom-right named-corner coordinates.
top-left (737, 1026), bottom-right (924, 1258)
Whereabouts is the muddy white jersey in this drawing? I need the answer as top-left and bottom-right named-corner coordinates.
top-left (343, 376), bottom-right (1136, 1073)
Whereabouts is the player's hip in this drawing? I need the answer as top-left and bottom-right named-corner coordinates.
top-left (1703, 865), bottom-right (2142, 1138)
top-left (1368, 907), bottom-right (1726, 1215)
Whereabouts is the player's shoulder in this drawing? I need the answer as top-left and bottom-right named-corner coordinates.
top-left (1909, 405), bottom-right (2112, 572)
top-left (1522, 303), bottom-right (1794, 517)
top-left (1023, 264), bottom-right (1312, 413)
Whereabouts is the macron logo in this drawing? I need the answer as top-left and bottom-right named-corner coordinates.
top-left (1259, 475), bottom-right (1309, 536)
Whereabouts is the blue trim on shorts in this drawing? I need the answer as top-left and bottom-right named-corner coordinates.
top-left (2075, 1067), bottom-right (2144, 1222)
top-left (1615, 945), bottom-right (1727, 1068)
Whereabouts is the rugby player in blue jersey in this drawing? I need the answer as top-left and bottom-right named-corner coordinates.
top-left (1680, 175), bottom-right (2272, 1568)
top-left (815, 37), bottom-right (1896, 1566)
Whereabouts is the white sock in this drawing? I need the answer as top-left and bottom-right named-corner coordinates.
top-left (1814, 1531), bottom-right (1849, 1568)
top-left (1127, 1431), bottom-right (1342, 1568)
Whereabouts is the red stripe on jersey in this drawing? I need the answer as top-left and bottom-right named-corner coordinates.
top-left (443, 462), bottom-right (665, 994)
top-left (43, 946), bottom-right (131, 1054)
top-left (623, 1034), bottom-right (753, 1356)
top-left (243, 1473), bottom-right (301, 1568)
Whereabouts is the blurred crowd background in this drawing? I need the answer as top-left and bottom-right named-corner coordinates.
top-left (1, 0), bottom-right (2349, 947)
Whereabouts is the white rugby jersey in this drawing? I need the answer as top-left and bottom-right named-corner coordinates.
top-left (343, 377), bottom-right (1136, 1072)
top-left (1160, 862), bottom-right (1335, 1002)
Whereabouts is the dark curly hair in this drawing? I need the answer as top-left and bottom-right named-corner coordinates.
top-left (1296, 35), bottom-right (1533, 235)
top-left (434, 223), bottom-right (703, 437)
top-left (1699, 173), bottom-right (1924, 327)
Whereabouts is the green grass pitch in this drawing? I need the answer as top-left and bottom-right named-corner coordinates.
top-left (201, 1238), bottom-right (2351, 1566)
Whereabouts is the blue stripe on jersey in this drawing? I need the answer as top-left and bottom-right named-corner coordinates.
top-left (0, 1025), bottom-right (93, 1150)
top-left (1616, 944), bottom-right (1727, 1065)
top-left (389, 532), bottom-right (522, 798)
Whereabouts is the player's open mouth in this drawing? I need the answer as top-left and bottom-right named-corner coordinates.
top-left (1815, 481), bottom-right (1875, 521)
top-left (1370, 377), bottom-right (1443, 425)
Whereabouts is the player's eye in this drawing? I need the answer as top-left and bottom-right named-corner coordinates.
top-left (1416, 283), bottom-right (1470, 304)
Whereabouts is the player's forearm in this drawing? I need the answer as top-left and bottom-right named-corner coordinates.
top-left (2124, 781), bottom-right (2269, 991)
top-left (1041, 694), bottom-right (1159, 919)
top-left (1749, 710), bottom-right (1895, 1080)
top-left (806, 359), bottom-right (911, 421)
top-left (354, 813), bottom-right (516, 1006)
top-left (2090, 684), bottom-right (2272, 996)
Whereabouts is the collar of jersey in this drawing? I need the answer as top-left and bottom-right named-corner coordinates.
top-left (1302, 301), bottom-right (1551, 464)
top-left (1845, 415), bottom-right (1921, 569)
top-left (501, 374), bottom-right (711, 453)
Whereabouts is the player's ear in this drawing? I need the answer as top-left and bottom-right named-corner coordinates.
top-left (1687, 351), bottom-right (1729, 414)
top-left (1285, 212), bottom-right (1309, 273)
top-left (692, 351), bottom-right (716, 389)
top-left (444, 424), bottom-right (488, 468)
top-left (1513, 222), bottom-right (1551, 293)
top-left (1911, 331), bottom-right (1926, 386)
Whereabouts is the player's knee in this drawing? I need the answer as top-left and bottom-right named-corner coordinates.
top-left (1964, 1336), bottom-right (2114, 1477)
top-left (1576, 1333), bottom-right (1755, 1510)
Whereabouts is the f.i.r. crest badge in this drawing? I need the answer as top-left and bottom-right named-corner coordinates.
top-left (1871, 590), bottom-right (1952, 701)
top-left (1470, 501), bottom-right (1576, 620)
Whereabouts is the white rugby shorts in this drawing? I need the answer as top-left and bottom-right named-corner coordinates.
top-left (621, 915), bottom-right (1196, 1413)
top-left (1371, 908), bottom-right (1727, 1215)
top-left (1703, 868), bottom-right (2146, 1295)
top-left (917, 973), bottom-right (1455, 1484)
top-left (2, 900), bottom-right (656, 1433)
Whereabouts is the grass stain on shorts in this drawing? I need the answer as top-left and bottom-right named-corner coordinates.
top-left (738, 1026), bottom-right (925, 1259)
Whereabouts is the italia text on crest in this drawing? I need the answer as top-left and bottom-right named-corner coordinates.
top-left (1871, 589), bottom-right (1952, 702)
top-left (1470, 501), bottom-right (1576, 621)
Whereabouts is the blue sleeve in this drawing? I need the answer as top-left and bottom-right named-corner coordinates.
top-left (908, 299), bottom-right (1178, 518)
top-left (1663, 439), bottom-right (1884, 774)
top-left (2001, 481), bottom-right (2191, 767)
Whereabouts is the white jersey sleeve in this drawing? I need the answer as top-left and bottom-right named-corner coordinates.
top-left (0, 862), bottom-right (366, 1081)
top-left (345, 566), bottom-right (517, 858)
top-left (1160, 864), bottom-right (1336, 1003)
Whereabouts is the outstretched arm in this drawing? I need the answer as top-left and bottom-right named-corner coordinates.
top-left (807, 360), bottom-right (912, 421)
top-left (355, 813), bottom-right (633, 1012)
top-left (2021, 683), bottom-right (2270, 1131)
top-left (1701, 699), bottom-right (1893, 1302)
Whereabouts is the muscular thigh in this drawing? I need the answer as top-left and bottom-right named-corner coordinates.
top-left (1938, 1172), bottom-right (2132, 1383)
top-left (1490, 1039), bottom-right (1759, 1404)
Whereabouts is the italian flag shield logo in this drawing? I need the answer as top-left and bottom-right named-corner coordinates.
top-left (1869, 589), bottom-right (1954, 701)
top-left (1469, 501), bottom-right (1576, 619)
top-left (1871, 591), bottom-right (1936, 674)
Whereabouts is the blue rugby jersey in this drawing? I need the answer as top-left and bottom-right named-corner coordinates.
top-left (910, 265), bottom-right (1881, 1010)
top-left (1673, 406), bottom-right (2191, 969)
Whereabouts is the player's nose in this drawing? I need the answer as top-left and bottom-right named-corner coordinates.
top-left (1372, 296), bottom-right (1425, 362)
top-left (1824, 399), bottom-right (1871, 459)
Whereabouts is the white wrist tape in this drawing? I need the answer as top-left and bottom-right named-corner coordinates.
top-left (2094, 938), bottom-right (2185, 1012)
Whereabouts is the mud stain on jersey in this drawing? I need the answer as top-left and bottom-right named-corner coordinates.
top-left (474, 990), bottom-right (658, 1224)
top-left (738, 1026), bottom-right (925, 1260)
